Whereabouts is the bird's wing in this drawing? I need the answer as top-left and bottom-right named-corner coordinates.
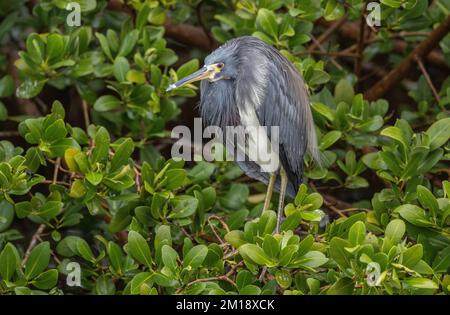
top-left (235, 48), bottom-right (314, 197)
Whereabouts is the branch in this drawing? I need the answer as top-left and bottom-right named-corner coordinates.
top-left (22, 224), bottom-right (45, 266)
top-left (318, 18), bottom-right (449, 71)
top-left (307, 19), bottom-right (345, 52)
top-left (0, 131), bottom-right (20, 138)
top-left (106, 0), bottom-right (215, 52)
top-left (354, 3), bottom-right (367, 88)
top-left (164, 18), bottom-right (216, 52)
top-left (415, 56), bottom-right (441, 103)
top-left (364, 15), bottom-right (450, 100)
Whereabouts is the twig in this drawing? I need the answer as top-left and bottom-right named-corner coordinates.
top-left (207, 215), bottom-right (230, 245)
top-left (207, 215), bottom-right (230, 233)
top-left (317, 18), bottom-right (449, 71)
top-left (53, 158), bottom-right (61, 184)
top-left (22, 224), bottom-right (46, 266)
top-left (364, 14), bottom-right (450, 100)
top-left (415, 56), bottom-right (441, 103)
top-left (355, 3), bottom-right (367, 88)
top-left (81, 99), bottom-right (90, 130)
top-left (223, 249), bottom-right (238, 260)
top-left (134, 167), bottom-right (141, 193)
top-left (41, 180), bottom-right (71, 187)
top-left (207, 218), bottom-right (225, 244)
top-left (296, 50), bottom-right (358, 58)
top-left (307, 19), bottom-right (345, 52)
top-left (309, 182), bottom-right (348, 217)
top-left (0, 131), bottom-right (20, 138)
top-left (310, 36), bottom-right (343, 71)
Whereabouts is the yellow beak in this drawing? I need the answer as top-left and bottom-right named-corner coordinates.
top-left (166, 63), bottom-right (223, 92)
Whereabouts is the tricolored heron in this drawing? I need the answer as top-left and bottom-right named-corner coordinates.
top-left (167, 36), bottom-right (319, 232)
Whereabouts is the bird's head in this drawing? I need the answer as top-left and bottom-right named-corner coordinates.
top-left (166, 45), bottom-right (237, 92)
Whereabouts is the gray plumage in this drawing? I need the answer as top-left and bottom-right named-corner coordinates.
top-left (199, 36), bottom-right (318, 198)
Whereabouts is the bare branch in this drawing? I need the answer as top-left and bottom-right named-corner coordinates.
top-left (364, 15), bottom-right (450, 100)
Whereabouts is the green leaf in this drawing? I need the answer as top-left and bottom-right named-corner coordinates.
top-left (258, 210), bottom-right (277, 236)
top-left (262, 234), bottom-right (280, 259)
top-left (95, 32), bottom-right (112, 60)
top-left (113, 56), bottom-right (130, 82)
top-left (432, 246), bottom-right (450, 273)
top-left (76, 238), bottom-right (96, 262)
top-left (380, 126), bottom-right (407, 148)
top-left (396, 204), bottom-right (433, 227)
top-left (188, 162), bottom-right (216, 183)
top-left (0, 243), bottom-right (20, 281)
top-left (94, 95), bottom-right (122, 112)
top-left (49, 138), bottom-right (79, 157)
top-left (381, 0), bottom-right (402, 8)
top-left (44, 119), bottom-right (67, 142)
top-left (117, 30), bottom-right (139, 57)
top-left (238, 244), bottom-right (273, 266)
top-left (292, 251), bottom-right (328, 268)
top-left (324, 0), bottom-right (345, 20)
top-left (320, 131), bottom-right (342, 150)
top-left (161, 244), bottom-right (178, 271)
top-left (177, 59), bottom-right (199, 79)
top-left (403, 278), bottom-right (438, 289)
top-left (334, 79), bottom-right (354, 104)
top-left (236, 270), bottom-right (254, 290)
top-left (416, 185), bottom-right (439, 215)
top-left (255, 8), bottom-right (278, 39)
top-left (311, 102), bottom-right (334, 121)
top-left (329, 237), bottom-right (351, 270)
top-left (224, 230), bottom-right (246, 248)
top-left (108, 241), bottom-right (124, 274)
top-left (385, 219), bottom-right (405, 244)
top-left (36, 201), bottom-right (62, 220)
top-left (16, 80), bottom-right (46, 99)
top-left (327, 277), bottom-right (354, 294)
top-left (32, 269), bottom-right (58, 290)
top-left (402, 244), bottom-right (423, 269)
top-left (25, 241), bottom-right (51, 280)
top-left (110, 138), bottom-right (134, 172)
top-left (0, 101), bottom-right (7, 121)
top-left (91, 127), bottom-right (110, 163)
top-left (275, 269), bottom-right (292, 289)
top-left (0, 75), bottom-right (14, 98)
top-left (348, 221), bottom-right (366, 246)
top-left (169, 196), bottom-right (198, 219)
top-left (95, 275), bottom-right (116, 295)
top-left (164, 169), bottom-right (187, 190)
top-left (183, 245), bottom-right (208, 269)
top-left (46, 34), bottom-right (64, 62)
top-left (127, 231), bottom-right (152, 268)
top-left (425, 118), bottom-right (450, 150)
top-left (0, 200), bottom-right (14, 232)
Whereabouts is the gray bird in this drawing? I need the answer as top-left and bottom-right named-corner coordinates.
top-left (167, 36), bottom-right (319, 232)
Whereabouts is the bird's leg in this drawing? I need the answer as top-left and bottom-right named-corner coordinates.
top-left (262, 173), bottom-right (276, 212)
top-left (275, 168), bottom-right (288, 234)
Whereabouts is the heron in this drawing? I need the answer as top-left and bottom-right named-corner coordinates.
top-left (167, 36), bottom-right (319, 233)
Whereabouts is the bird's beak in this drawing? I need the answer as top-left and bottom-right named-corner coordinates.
top-left (166, 64), bottom-right (221, 92)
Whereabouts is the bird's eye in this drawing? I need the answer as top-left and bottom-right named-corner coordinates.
top-left (217, 63), bottom-right (224, 69)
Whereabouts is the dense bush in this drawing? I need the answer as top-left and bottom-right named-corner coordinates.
top-left (0, 0), bottom-right (449, 295)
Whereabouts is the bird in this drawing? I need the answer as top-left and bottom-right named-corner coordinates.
top-left (167, 36), bottom-right (319, 233)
